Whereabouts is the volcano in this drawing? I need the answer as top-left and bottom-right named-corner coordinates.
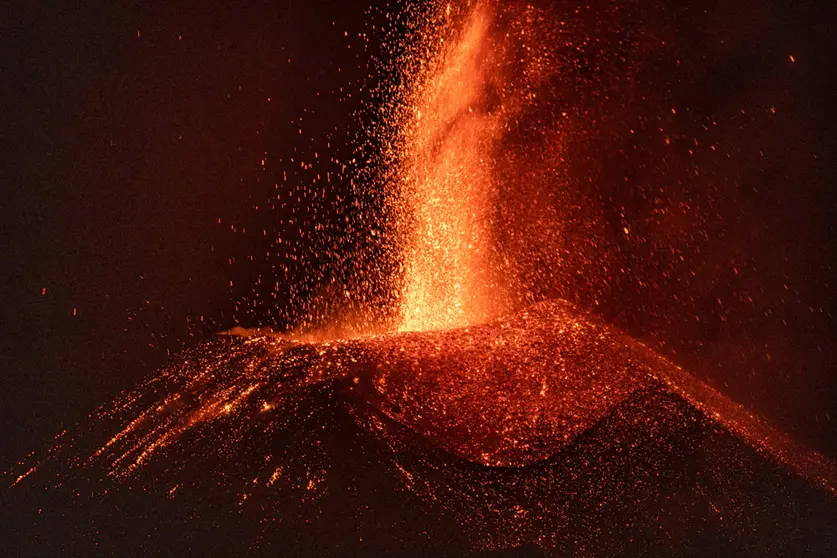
top-left (4, 300), bottom-right (836, 555)
top-left (4, 0), bottom-right (837, 555)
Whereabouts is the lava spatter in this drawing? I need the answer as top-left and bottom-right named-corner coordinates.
top-left (5, 300), bottom-right (837, 554)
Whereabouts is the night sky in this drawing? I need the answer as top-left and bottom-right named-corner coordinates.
top-left (1, 0), bottom-right (380, 463)
top-left (2, 0), bottom-right (837, 487)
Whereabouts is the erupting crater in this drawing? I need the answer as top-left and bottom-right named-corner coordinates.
top-left (5, 300), bottom-right (837, 555)
top-left (253, 299), bottom-right (837, 489)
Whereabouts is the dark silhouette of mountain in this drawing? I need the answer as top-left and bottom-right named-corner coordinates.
top-left (4, 301), bottom-right (836, 555)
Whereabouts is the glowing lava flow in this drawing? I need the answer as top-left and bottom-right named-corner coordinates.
top-left (5, 298), bottom-right (837, 557)
top-left (7, 300), bottom-right (836, 492)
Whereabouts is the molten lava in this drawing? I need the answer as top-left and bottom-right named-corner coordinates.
top-left (396, 1), bottom-right (509, 332)
top-left (5, 299), bottom-right (836, 553)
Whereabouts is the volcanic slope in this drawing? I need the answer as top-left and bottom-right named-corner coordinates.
top-left (4, 300), bottom-right (837, 555)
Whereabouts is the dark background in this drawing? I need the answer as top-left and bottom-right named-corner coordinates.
top-left (2, 0), bottom-right (836, 469)
top-left (0, 0), bottom-right (381, 463)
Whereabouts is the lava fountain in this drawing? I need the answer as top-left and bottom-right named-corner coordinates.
top-left (4, 1), bottom-right (837, 555)
top-left (396, 0), bottom-right (510, 332)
